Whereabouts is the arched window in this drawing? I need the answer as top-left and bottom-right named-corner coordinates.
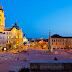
top-left (54, 40), bottom-right (55, 42)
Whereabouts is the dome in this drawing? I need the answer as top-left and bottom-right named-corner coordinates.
top-left (12, 22), bottom-right (20, 30)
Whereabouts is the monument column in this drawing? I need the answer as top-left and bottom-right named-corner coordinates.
top-left (48, 30), bottom-right (53, 52)
top-left (49, 30), bottom-right (51, 50)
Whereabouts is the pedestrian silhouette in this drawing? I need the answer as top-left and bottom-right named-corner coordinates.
top-left (54, 57), bottom-right (57, 61)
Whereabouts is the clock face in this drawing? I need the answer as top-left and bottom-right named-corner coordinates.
top-left (0, 12), bottom-right (1, 13)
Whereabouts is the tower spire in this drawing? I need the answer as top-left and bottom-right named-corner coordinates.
top-left (15, 20), bottom-right (17, 25)
top-left (24, 34), bottom-right (25, 36)
top-left (1, 3), bottom-right (3, 9)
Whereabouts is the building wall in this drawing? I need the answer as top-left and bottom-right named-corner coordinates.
top-left (51, 38), bottom-right (72, 49)
top-left (0, 33), bottom-right (6, 48)
top-left (4, 28), bottom-right (23, 49)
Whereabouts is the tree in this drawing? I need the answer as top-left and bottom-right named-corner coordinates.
top-left (38, 40), bottom-right (46, 49)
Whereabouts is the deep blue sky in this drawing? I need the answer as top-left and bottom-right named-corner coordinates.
top-left (0, 0), bottom-right (72, 38)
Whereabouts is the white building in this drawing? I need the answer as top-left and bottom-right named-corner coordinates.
top-left (0, 32), bottom-right (6, 49)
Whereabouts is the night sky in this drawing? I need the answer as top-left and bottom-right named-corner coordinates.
top-left (1, 0), bottom-right (72, 38)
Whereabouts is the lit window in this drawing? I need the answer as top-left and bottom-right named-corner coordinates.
top-left (7, 36), bottom-right (8, 39)
top-left (9, 32), bottom-right (10, 34)
top-left (7, 41), bottom-right (8, 43)
top-left (7, 32), bottom-right (8, 35)
top-left (13, 36), bottom-right (16, 38)
top-left (9, 36), bottom-right (11, 39)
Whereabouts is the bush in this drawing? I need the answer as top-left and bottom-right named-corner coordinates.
top-left (18, 50), bottom-right (19, 52)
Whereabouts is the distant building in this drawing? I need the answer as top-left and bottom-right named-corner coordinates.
top-left (23, 34), bottom-right (29, 44)
top-left (51, 34), bottom-right (72, 49)
top-left (0, 4), bottom-right (23, 49)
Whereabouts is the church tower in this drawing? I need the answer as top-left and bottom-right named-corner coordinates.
top-left (0, 4), bottom-right (5, 32)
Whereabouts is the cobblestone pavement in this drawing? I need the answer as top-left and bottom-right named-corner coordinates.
top-left (0, 49), bottom-right (72, 72)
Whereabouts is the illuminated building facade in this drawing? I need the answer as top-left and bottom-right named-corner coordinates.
top-left (0, 4), bottom-right (23, 49)
top-left (51, 34), bottom-right (72, 49)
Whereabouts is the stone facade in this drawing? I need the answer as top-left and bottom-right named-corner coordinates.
top-left (51, 34), bottom-right (72, 49)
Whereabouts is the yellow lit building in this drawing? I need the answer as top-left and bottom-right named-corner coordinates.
top-left (0, 4), bottom-right (23, 49)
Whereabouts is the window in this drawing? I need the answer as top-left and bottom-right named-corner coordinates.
top-left (13, 36), bottom-right (16, 38)
top-left (7, 41), bottom-right (8, 43)
top-left (56, 43), bottom-right (57, 45)
top-left (0, 19), bottom-right (1, 21)
top-left (0, 15), bottom-right (2, 17)
top-left (8, 40), bottom-right (9, 43)
top-left (52, 43), bottom-right (53, 45)
top-left (7, 36), bottom-right (8, 39)
top-left (9, 32), bottom-right (11, 34)
top-left (54, 40), bottom-right (55, 42)
top-left (58, 40), bottom-right (59, 42)
top-left (7, 32), bottom-right (8, 35)
top-left (56, 46), bottom-right (57, 49)
top-left (52, 39), bottom-right (53, 42)
top-left (9, 36), bottom-right (11, 39)
top-left (56, 39), bottom-right (57, 42)
top-left (63, 39), bottom-right (64, 42)
top-left (61, 39), bottom-right (63, 42)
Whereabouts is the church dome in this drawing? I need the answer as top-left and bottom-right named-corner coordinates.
top-left (12, 22), bottom-right (20, 30)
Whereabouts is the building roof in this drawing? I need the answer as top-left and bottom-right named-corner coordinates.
top-left (51, 34), bottom-right (72, 38)
top-left (12, 22), bottom-right (20, 30)
top-left (4, 28), bottom-right (12, 31)
top-left (51, 34), bottom-right (62, 38)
